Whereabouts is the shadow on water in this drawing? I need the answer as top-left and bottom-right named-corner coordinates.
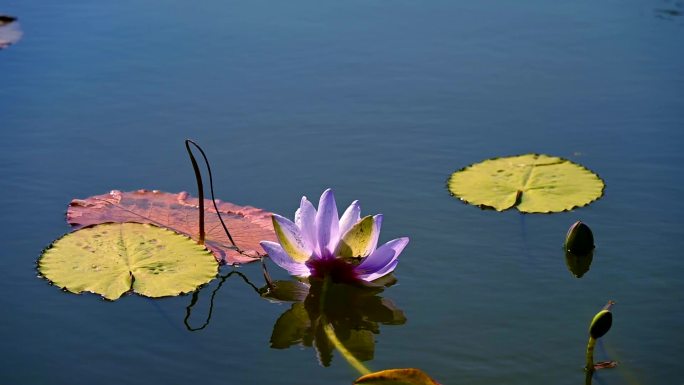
top-left (148, 298), bottom-right (186, 334)
top-left (262, 278), bottom-right (406, 367)
top-left (586, 370), bottom-right (610, 385)
top-left (655, 0), bottom-right (684, 20)
top-left (183, 267), bottom-right (407, 367)
top-left (519, 213), bottom-right (531, 260)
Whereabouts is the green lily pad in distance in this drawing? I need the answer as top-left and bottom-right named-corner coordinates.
top-left (448, 154), bottom-right (605, 213)
top-left (39, 223), bottom-right (218, 300)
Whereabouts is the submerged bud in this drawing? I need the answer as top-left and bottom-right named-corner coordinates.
top-left (564, 221), bottom-right (595, 255)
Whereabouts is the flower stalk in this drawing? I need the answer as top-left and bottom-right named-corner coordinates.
top-left (185, 139), bottom-right (241, 252)
top-left (585, 300), bottom-right (616, 372)
top-left (185, 140), bottom-right (206, 244)
top-left (585, 336), bottom-right (597, 372)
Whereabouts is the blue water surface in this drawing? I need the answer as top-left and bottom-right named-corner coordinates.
top-left (1, 0), bottom-right (683, 384)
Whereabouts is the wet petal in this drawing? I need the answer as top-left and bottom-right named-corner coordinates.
top-left (294, 196), bottom-right (317, 251)
top-left (315, 188), bottom-right (339, 258)
top-left (335, 215), bottom-right (382, 259)
top-left (272, 214), bottom-right (313, 263)
top-left (338, 200), bottom-right (361, 236)
top-left (356, 237), bottom-right (409, 275)
top-left (261, 241), bottom-right (311, 277)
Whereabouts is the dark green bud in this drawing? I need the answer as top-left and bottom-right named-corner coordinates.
top-left (589, 309), bottom-right (612, 339)
top-left (564, 221), bottom-right (595, 255)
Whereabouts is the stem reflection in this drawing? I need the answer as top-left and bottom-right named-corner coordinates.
top-left (184, 269), bottom-right (259, 331)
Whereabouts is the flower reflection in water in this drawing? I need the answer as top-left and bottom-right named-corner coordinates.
top-left (261, 277), bottom-right (406, 367)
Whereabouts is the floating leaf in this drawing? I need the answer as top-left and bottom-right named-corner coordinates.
top-left (38, 223), bottom-right (218, 300)
top-left (0, 15), bottom-right (22, 49)
top-left (448, 154), bottom-right (605, 213)
top-left (354, 368), bottom-right (441, 385)
top-left (67, 190), bottom-right (276, 264)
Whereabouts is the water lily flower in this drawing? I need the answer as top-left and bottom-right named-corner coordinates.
top-left (260, 189), bottom-right (409, 283)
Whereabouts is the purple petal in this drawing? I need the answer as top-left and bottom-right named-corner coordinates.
top-left (355, 237), bottom-right (409, 275)
top-left (272, 214), bottom-right (313, 263)
top-left (315, 188), bottom-right (339, 258)
top-left (261, 241), bottom-right (311, 277)
top-left (368, 214), bottom-right (383, 253)
top-left (358, 260), bottom-right (398, 282)
top-left (294, 196), bottom-right (317, 251)
top-left (338, 200), bottom-right (361, 236)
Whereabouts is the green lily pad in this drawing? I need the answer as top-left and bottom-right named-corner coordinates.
top-left (448, 154), bottom-right (605, 213)
top-left (39, 223), bottom-right (218, 300)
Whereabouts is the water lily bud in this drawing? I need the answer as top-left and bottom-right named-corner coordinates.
top-left (564, 221), bottom-right (594, 255)
top-left (589, 309), bottom-right (612, 339)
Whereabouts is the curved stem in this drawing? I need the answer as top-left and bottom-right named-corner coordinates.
top-left (585, 336), bottom-right (596, 372)
top-left (261, 257), bottom-right (275, 290)
top-left (185, 139), bottom-right (240, 251)
top-left (185, 140), bottom-right (205, 245)
top-left (319, 277), bottom-right (371, 376)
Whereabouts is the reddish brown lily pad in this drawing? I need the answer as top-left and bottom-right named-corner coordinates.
top-left (67, 190), bottom-right (276, 264)
top-left (593, 360), bottom-right (618, 370)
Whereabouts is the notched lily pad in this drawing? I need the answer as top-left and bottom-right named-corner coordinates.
top-left (38, 222), bottom-right (218, 300)
top-left (447, 154), bottom-right (605, 213)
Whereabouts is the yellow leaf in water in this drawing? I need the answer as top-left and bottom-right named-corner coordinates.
top-left (39, 223), bottom-right (218, 300)
top-left (448, 154), bottom-right (605, 213)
